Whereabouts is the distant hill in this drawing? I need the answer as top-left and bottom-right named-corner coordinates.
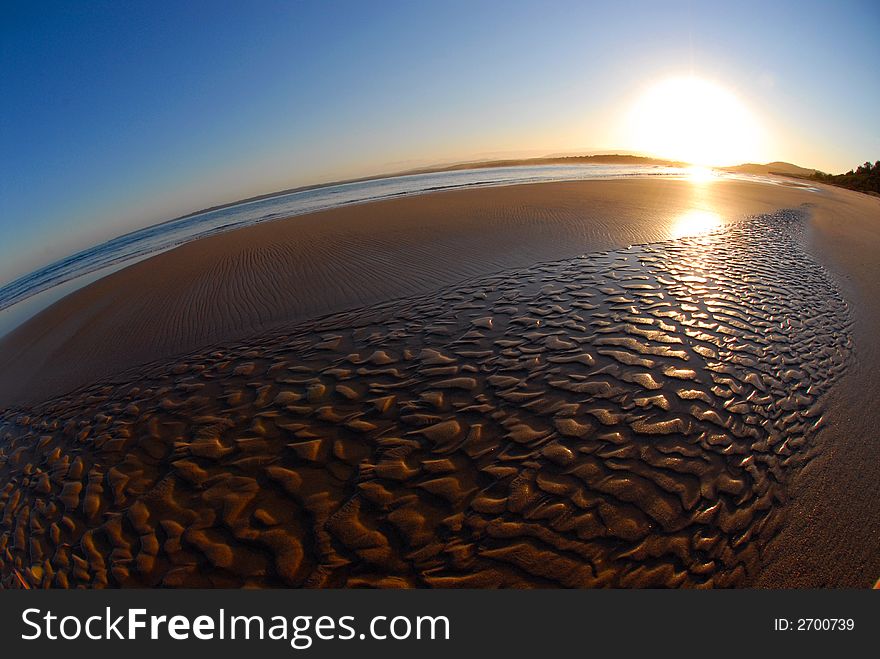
top-left (723, 161), bottom-right (818, 177)
top-left (400, 153), bottom-right (688, 175)
top-left (166, 154), bottom-right (689, 224)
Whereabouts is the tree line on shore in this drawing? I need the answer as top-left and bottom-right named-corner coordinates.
top-left (811, 161), bottom-right (880, 194)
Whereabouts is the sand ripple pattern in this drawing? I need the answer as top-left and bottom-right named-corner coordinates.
top-left (0, 210), bottom-right (852, 588)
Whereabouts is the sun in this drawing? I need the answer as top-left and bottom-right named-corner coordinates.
top-left (625, 76), bottom-right (763, 166)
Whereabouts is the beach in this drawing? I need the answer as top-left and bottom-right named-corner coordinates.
top-left (0, 176), bottom-right (878, 587)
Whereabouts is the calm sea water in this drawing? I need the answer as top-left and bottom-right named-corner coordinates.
top-left (0, 163), bottom-right (734, 337)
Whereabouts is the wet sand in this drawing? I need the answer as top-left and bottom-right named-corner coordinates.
top-left (0, 177), bottom-right (878, 588)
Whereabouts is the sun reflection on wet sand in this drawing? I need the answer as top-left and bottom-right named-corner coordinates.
top-left (685, 165), bottom-right (717, 183)
top-left (671, 209), bottom-right (723, 238)
top-left (671, 165), bottom-right (725, 239)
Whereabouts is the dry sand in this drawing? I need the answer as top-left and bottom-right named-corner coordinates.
top-left (0, 176), bottom-right (877, 588)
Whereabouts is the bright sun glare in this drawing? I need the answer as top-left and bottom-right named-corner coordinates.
top-left (627, 76), bottom-right (763, 166)
top-left (671, 209), bottom-right (723, 238)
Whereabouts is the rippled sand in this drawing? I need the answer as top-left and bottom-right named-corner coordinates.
top-left (0, 209), bottom-right (858, 588)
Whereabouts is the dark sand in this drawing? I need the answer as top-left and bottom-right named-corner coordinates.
top-left (0, 177), bottom-right (877, 587)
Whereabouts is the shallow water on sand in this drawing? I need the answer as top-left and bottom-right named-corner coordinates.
top-left (0, 209), bottom-right (851, 588)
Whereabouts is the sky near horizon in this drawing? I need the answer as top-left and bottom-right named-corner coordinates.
top-left (2, 0), bottom-right (879, 284)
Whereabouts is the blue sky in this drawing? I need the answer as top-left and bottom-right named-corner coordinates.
top-left (2, 0), bottom-right (879, 283)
